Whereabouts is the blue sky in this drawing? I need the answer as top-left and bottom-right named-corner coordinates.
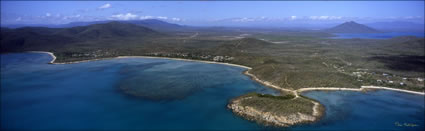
top-left (1, 1), bottom-right (424, 26)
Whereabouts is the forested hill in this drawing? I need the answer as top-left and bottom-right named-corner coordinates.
top-left (1, 21), bottom-right (162, 52)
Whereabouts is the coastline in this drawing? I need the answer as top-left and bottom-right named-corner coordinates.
top-left (297, 86), bottom-right (425, 95)
top-left (27, 51), bottom-right (56, 64)
top-left (24, 51), bottom-right (425, 127)
top-left (34, 51), bottom-right (425, 95)
top-left (27, 51), bottom-right (252, 70)
top-left (243, 70), bottom-right (299, 97)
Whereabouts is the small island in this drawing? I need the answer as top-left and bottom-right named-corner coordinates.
top-left (2, 19), bottom-right (424, 129)
top-left (228, 92), bottom-right (324, 127)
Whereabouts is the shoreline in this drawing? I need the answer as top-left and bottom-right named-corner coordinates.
top-left (27, 51), bottom-right (56, 64)
top-left (24, 51), bottom-right (425, 127)
top-left (27, 51), bottom-right (252, 70)
top-left (243, 70), bottom-right (299, 97)
top-left (297, 86), bottom-right (425, 95)
top-left (29, 51), bottom-right (425, 96)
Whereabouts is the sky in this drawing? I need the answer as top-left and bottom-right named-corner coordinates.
top-left (1, 1), bottom-right (424, 26)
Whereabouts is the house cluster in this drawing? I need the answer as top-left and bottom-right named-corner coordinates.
top-left (352, 72), bottom-right (367, 78)
top-left (212, 56), bottom-right (234, 62)
top-left (376, 79), bottom-right (405, 86)
top-left (70, 50), bottom-right (114, 58)
top-left (145, 52), bottom-right (234, 62)
top-left (376, 73), bottom-right (424, 86)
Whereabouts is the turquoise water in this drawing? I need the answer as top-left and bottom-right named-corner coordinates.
top-left (294, 90), bottom-right (424, 130)
top-left (330, 32), bottom-right (425, 39)
top-left (1, 53), bottom-right (424, 130)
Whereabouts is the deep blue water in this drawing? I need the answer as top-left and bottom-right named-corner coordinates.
top-left (1, 53), bottom-right (278, 130)
top-left (1, 53), bottom-right (424, 130)
top-left (330, 32), bottom-right (425, 39)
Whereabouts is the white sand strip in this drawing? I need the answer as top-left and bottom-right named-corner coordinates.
top-left (28, 51), bottom-right (424, 96)
top-left (311, 101), bottom-right (320, 117)
top-left (27, 51), bottom-right (252, 69)
top-left (26, 51), bottom-right (56, 64)
top-left (297, 86), bottom-right (424, 95)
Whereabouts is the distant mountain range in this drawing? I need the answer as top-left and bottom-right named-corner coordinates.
top-left (2, 19), bottom-right (185, 32)
top-left (325, 21), bottom-right (380, 33)
top-left (1, 22), bottom-right (161, 52)
top-left (3, 20), bottom-right (424, 33)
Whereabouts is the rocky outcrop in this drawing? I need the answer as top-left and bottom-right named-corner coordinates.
top-left (227, 97), bottom-right (321, 127)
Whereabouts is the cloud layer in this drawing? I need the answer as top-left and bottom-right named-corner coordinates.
top-left (98, 3), bottom-right (111, 9)
top-left (109, 13), bottom-right (182, 22)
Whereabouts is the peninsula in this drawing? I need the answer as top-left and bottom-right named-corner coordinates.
top-left (2, 20), bottom-right (424, 127)
top-left (31, 50), bottom-right (425, 127)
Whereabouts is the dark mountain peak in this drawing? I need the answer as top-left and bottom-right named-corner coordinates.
top-left (326, 21), bottom-right (380, 33)
top-left (54, 21), bottom-right (159, 39)
top-left (1, 21), bottom-right (164, 52)
top-left (340, 21), bottom-right (361, 26)
top-left (64, 19), bottom-right (183, 32)
top-left (124, 19), bottom-right (183, 31)
top-left (90, 21), bottom-right (141, 27)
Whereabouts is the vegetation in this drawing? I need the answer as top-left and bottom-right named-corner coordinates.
top-left (236, 92), bottom-right (315, 116)
top-left (256, 93), bottom-right (296, 100)
top-left (1, 20), bottom-right (424, 92)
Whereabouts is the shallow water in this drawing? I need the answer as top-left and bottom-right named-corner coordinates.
top-left (294, 90), bottom-right (425, 130)
top-left (1, 53), bottom-right (424, 130)
top-left (330, 32), bottom-right (425, 39)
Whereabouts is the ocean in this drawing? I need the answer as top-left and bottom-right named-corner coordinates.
top-left (1, 53), bottom-right (423, 130)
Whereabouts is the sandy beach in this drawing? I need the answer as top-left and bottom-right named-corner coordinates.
top-left (29, 51), bottom-right (252, 69)
top-left (23, 51), bottom-right (425, 127)
top-left (297, 86), bottom-right (425, 95)
top-left (27, 51), bottom-right (56, 64)
top-left (32, 51), bottom-right (424, 96)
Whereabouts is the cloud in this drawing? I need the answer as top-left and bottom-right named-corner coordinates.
top-left (403, 16), bottom-right (423, 19)
top-left (156, 16), bottom-right (168, 20)
top-left (99, 3), bottom-right (111, 9)
top-left (15, 17), bottom-right (22, 21)
top-left (228, 17), bottom-right (277, 22)
top-left (171, 18), bottom-right (181, 21)
top-left (139, 15), bottom-right (153, 20)
top-left (232, 17), bottom-right (255, 22)
top-left (309, 16), bottom-right (342, 20)
top-left (46, 13), bottom-right (51, 17)
top-left (290, 16), bottom-right (297, 20)
top-left (139, 15), bottom-right (183, 22)
top-left (110, 13), bottom-right (138, 20)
